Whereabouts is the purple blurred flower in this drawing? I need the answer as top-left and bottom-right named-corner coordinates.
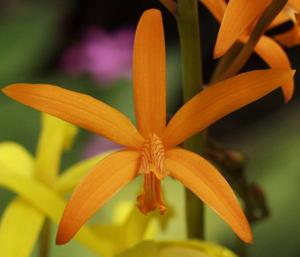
top-left (82, 136), bottom-right (121, 158)
top-left (61, 27), bottom-right (134, 83)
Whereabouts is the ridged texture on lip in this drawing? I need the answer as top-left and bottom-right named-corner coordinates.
top-left (140, 133), bottom-right (166, 180)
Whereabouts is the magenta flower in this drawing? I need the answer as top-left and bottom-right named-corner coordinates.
top-left (61, 27), bottom-right (134, 83)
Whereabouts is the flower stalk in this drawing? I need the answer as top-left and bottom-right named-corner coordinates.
top-left (176, 0), bottom-right (205, 239)
top-left (39, 220), bottom-right (51, 257)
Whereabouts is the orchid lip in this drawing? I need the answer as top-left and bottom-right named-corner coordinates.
top-left (137, 133), bottom-right (168, 214)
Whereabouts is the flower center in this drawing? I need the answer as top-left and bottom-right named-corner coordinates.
top-left (137, 133), bottom-right (168, 214)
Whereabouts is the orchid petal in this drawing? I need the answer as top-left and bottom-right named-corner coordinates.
top-left (214, 0), bottom-right (271, 58)
top-left (162, 69), bottom-right (295, 148)
top-left (0, 142), bottom-right (33, 177)
top-left (133, 9), bottom-right (166, 137)
top-left (2, 84), bottom-right (144, 149)
top-left (251, 35), bottom-right (294, 102)
top-left (0, 198), bottom-right (45, 257)
top-left (165, 148), bottom-right (252, 243)
top-left (288, 0), bottom-right (300, 13)
top-left (55, 151), bottom-right (113, 194)
top-left (35, 114), bottom-right (78, 185)
top-left (269, 11), bottom-right (290, 28)
top-left (0, 165), bottom-right (114, 256)
top-left (56, 150), bottom-right (139, 244)
top-left (92, 204), bottom-right (155, 253)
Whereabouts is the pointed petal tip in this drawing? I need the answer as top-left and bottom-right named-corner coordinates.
top-left (278, 68), bottom-right (296, 78)
top-left (55, 222), bottom-right (74, 245)
top-left (284, 94), bottom-right (293, 104)
top-left (241, 226), bottom-right (254, 244)
top-left (213, 47), bottom-right (224, 59)
top-left (55, 231), bottom-right (69, 245)
top-left (2, 83), bottom-right (27, 97)
top-left (1, 84), bottom-right (13, 95)
top-left (283, 69), bottom-right (295, 103)
top-left (291, 69), bottom-right (296, 76)
top-left (142, 8), bottom-right (162, 17)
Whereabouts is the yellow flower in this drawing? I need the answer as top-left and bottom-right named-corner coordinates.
top-left (117, 240), bottom-right (239, 257)
top-left (201, 0), bottom-right (295, 102)
top-left (0, 114), bottom-right (116, 257)
top-left (2, 9), bottom-right (295, 246)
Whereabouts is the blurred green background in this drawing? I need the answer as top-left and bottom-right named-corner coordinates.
top-left (0, 1), bottom-right (299, 257)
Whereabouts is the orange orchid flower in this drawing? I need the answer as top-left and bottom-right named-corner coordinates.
top-left (2, 9), bottom-right (295, 245)
top-left (201, 0), bottom-right (295, 102)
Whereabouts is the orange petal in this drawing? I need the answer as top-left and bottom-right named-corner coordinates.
top-left (275, 25), bottom-right (300, 47)
top-left (56, 150), bottom-right (140, 244)
top-left (269, 11), bottom-right (291, 29)
top-left (251, 35), bottom-right (294, 102)
top-left (288, 0), bottom-right (300, 13)
top-left (162, 69), bottom-right (295, 148)
top-left (214, 0), bottom-right (271, 58)
top-left (133, 9), bottom-right (166, 137)
top-left (200, 0), bottom-right (227, 23)
top-left (3, 84), bottom-right (144, 149)
top-left (165, 148), bottom-right (253, 243)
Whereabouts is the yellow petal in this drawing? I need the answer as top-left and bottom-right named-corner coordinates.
top-left (162, 69), bottom-right (295, 148)
top-left (199, 0), bottom-right (226, 23)
top-left (165, 148), bottom-right (252, 243)
top-left (0, 142), bottom-right (33, 177)
top-left (56, 150), bottom-right (140, 244)
top-left (35, 113), bottom-right (78, 185)
top-left (275, 25), bottom-right (300, 47)
top-left (158, 240), bottom-right (239, 257)
top-left (2, 84), bottom-right (144, 149)
top-left (92, 203), bottom-right (156, 254)
top-left (214, 0), bottom-right (271, 58)
top-left (121, 205), bottom-right (155, 249)
top-left (133, 9), bottom-right (166, 137)
top-left (0, 165), bottom-right (114, 256)
top-left (250, 35), bottom-right (294, 102)
top-left (0, 198), bottom-right (45, 257)
top-left (55, 151), bottom-right (113, 194)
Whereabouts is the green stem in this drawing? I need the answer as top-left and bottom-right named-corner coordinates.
top-left (210, 42), bottom-right (243, 83)
top-left (39, 220), bottom-right (51, 257)
top-left (176, 0), bottom-right (205, 239)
